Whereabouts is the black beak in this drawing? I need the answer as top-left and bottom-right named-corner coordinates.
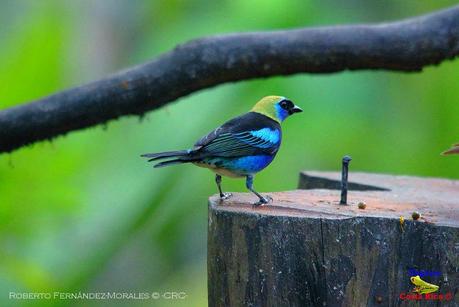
top-left (289, 105), bottom-right (303, 114)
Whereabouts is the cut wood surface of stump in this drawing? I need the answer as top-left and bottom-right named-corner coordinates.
top-left (207, 172), bottom-right (459, 307)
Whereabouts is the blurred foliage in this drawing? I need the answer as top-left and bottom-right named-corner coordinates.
top-left (0, 1), bottom-right (458, 306)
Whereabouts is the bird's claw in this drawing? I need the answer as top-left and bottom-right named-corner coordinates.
top-left (252, 195), bottom-right (273, 207)
top-left (219, 192), bottom-right (232, 201)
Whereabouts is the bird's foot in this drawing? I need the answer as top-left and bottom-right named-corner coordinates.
top-left (252, 195), bottom-right (273, 207)
top-left (219, 192), bottom-right (233, 201)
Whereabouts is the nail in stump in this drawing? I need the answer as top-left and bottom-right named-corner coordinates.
top-left (340, 155), bottom-right (352, 205)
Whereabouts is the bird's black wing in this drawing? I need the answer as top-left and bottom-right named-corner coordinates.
top-left (192, 112), bottom-right (281, 158)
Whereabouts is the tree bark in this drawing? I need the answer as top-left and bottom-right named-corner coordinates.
top-left (207, 172), bottom-right (459, 306)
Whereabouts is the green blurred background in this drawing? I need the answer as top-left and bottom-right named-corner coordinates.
top-left (1, 1), bottom-right (458, 306)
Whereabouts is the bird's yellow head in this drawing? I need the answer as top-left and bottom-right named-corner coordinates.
top-left (251, 96), bottom-right (302, 123)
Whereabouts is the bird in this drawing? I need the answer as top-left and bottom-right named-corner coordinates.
top-left (441, 143), bottom-right (459, 155)
top-left (141, 96), bottom-right (302, 206)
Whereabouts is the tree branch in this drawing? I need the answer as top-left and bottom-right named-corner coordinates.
top-left (1, 6), bottom-right (459, 154)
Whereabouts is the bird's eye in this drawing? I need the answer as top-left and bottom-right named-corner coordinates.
top-left (279, 99), bottom-right (293, 110)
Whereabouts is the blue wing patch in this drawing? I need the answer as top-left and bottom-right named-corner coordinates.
top-left (199, 128), bottom-right (281, 157)
top-left (237, 128), bottom-right (281, 148)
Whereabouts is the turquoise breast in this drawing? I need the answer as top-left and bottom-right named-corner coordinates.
top-left (203, 155), bottom-right (275, 176)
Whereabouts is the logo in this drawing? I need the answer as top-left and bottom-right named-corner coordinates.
top-left (410, 275), bottom-right (438, 294)
top-left (408, 269), bottom-right (441, 278)
top-left (399, 273), bottom-right (453, 301)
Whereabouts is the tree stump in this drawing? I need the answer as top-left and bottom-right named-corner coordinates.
top-left (207, 172), bottom-right (459, 307)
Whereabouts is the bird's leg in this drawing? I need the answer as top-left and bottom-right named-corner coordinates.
top-left (246, 175), bottom-right (272, 206)
top-left (215, 174), bottom-right (232, 200)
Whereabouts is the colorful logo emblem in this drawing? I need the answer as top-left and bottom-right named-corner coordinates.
top-left (410, 275), bottom-right (439, 294)
top-left (399, 272), bottom-right (453, 301)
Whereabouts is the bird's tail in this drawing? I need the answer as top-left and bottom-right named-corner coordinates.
top-left (441, 143), bottom-right (459, 155)
top-left (141, 149), bottom-right (195, 168)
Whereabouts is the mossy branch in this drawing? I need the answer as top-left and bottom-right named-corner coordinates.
top-left (1, 5), bottom-right (459, 153)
